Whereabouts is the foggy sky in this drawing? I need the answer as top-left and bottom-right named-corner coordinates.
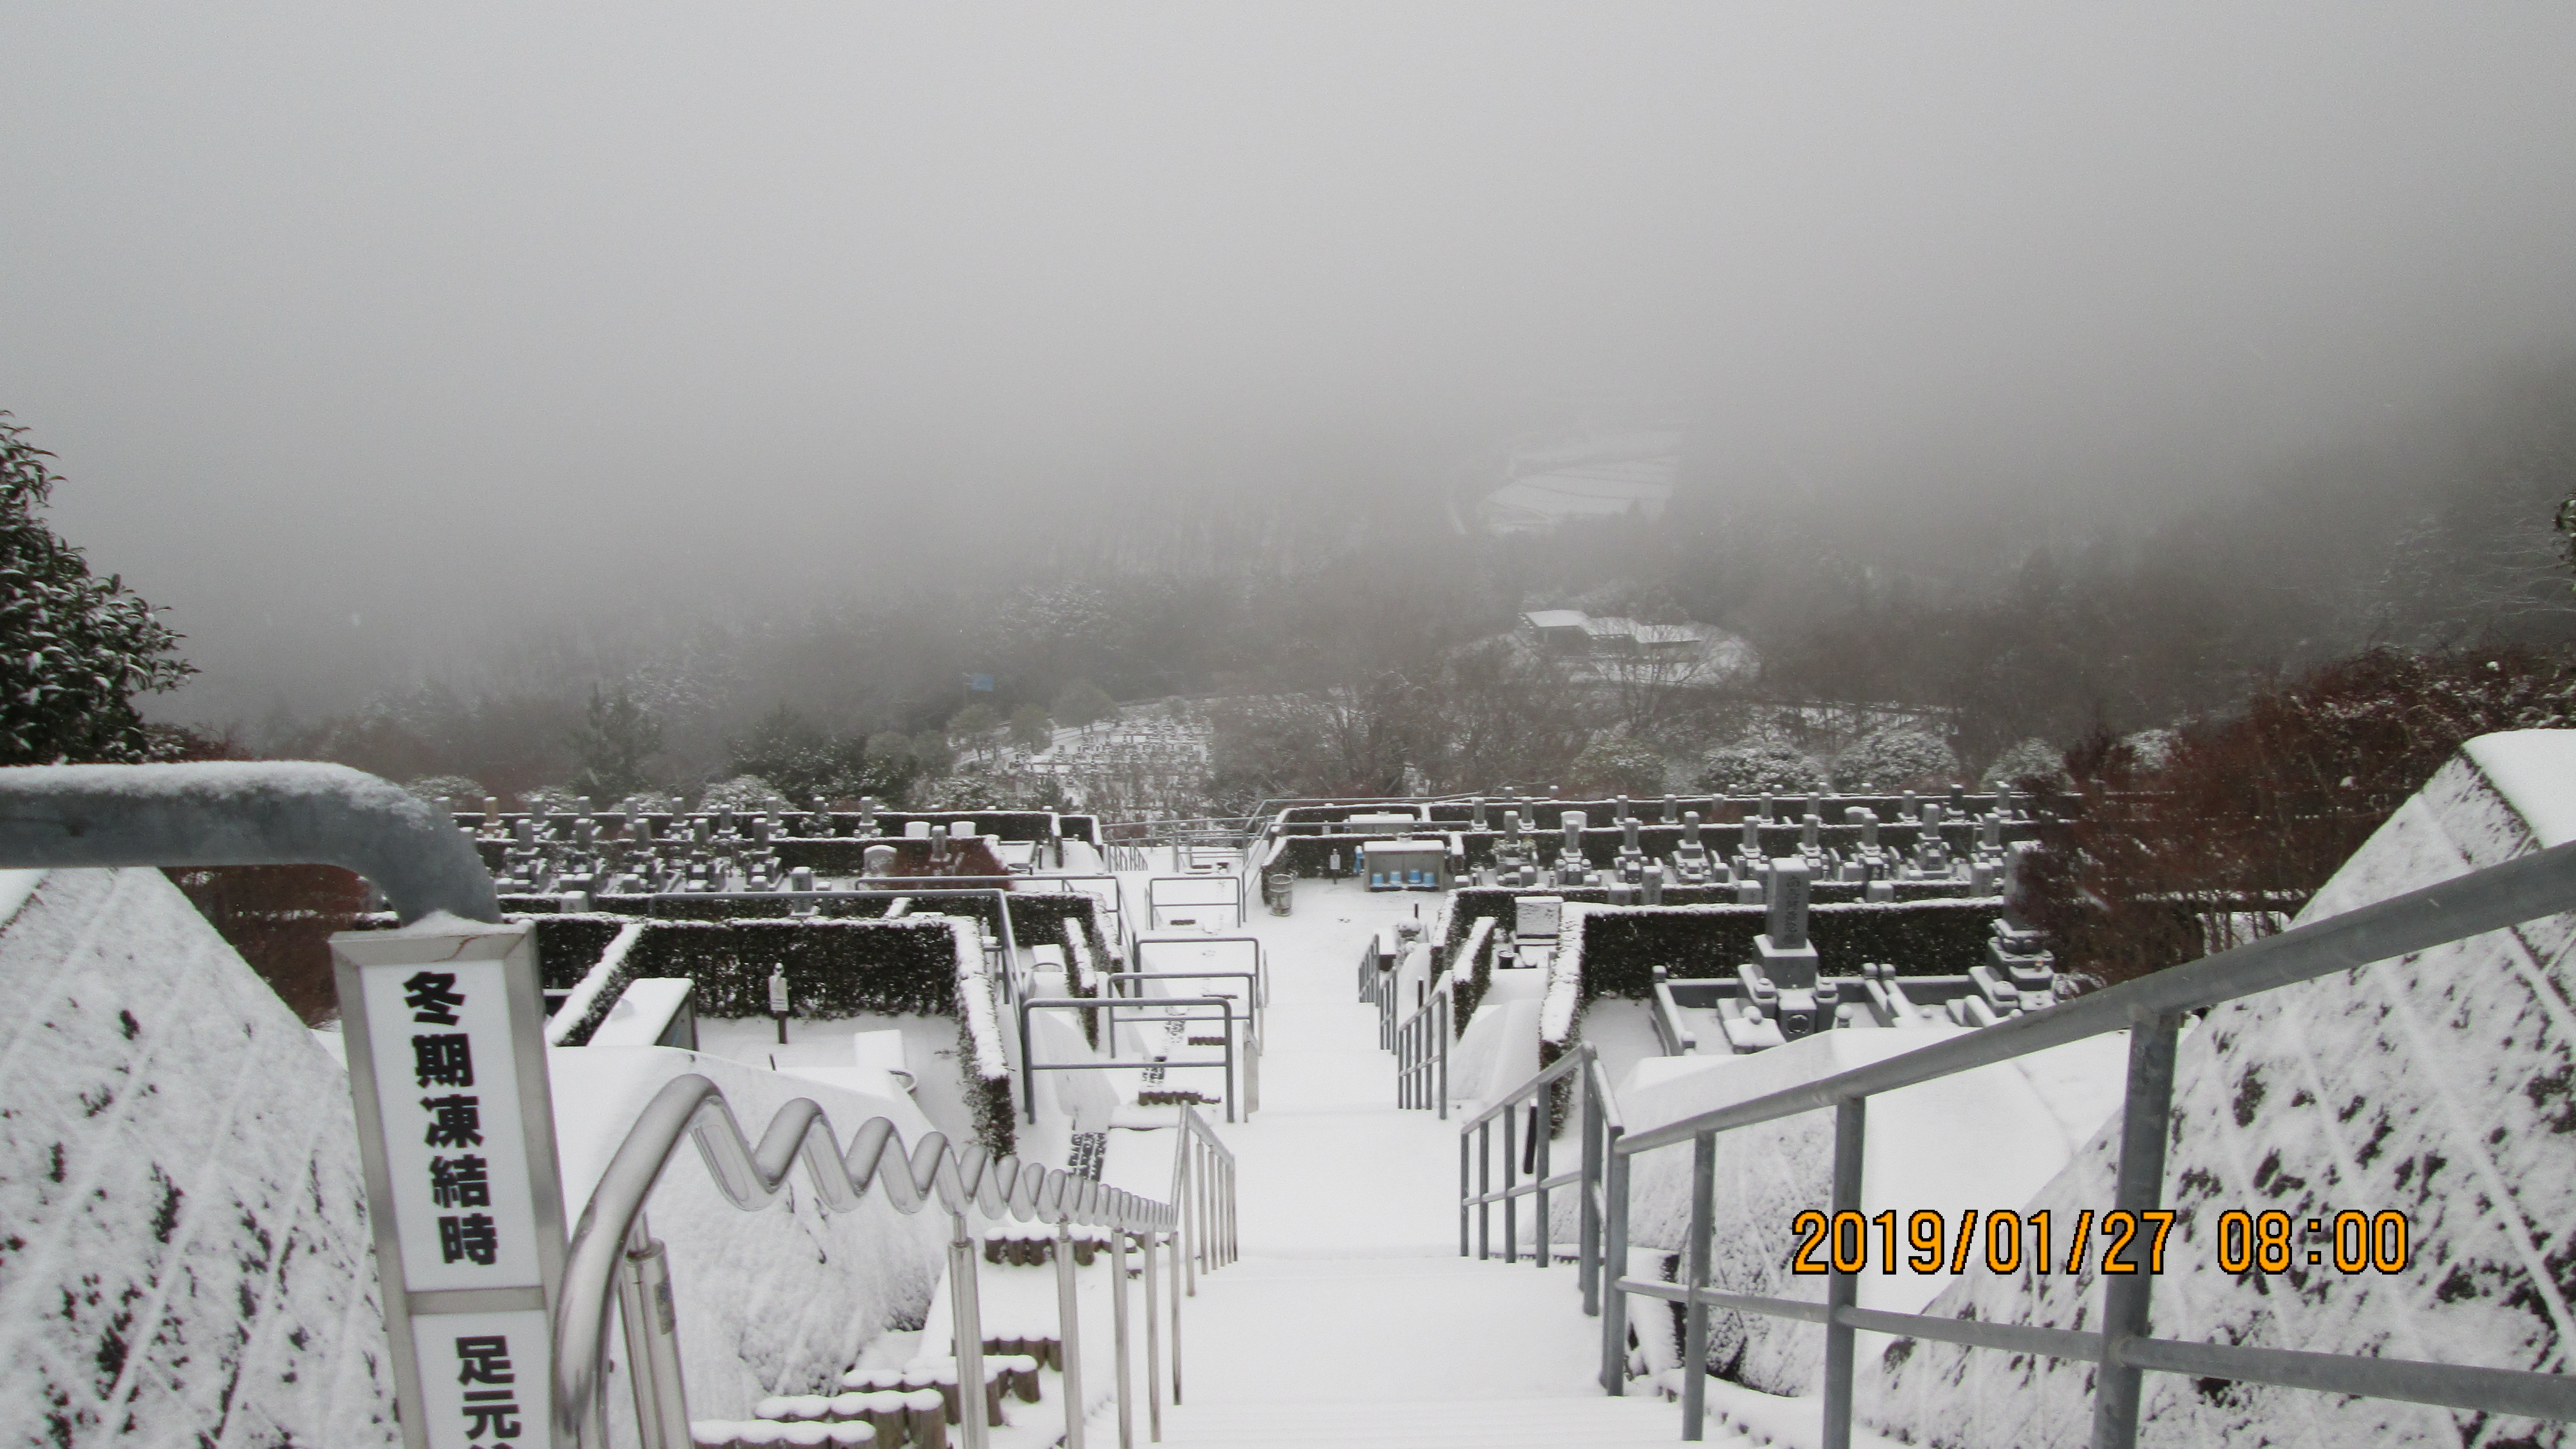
top-left (6, 3), bottom-right (2576, 722)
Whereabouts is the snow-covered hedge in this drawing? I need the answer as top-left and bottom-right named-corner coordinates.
top-left (1828, 728), bottom-right (1958, 791)
top-left (1696, 739), bottom-right (1827, 795)
top-left (1439, 889), bottom-right (2009, 993)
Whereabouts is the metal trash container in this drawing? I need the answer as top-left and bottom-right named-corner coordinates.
top-left (1266, 870), bottom-right (1295, 916)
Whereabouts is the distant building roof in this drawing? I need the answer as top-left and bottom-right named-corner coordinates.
top-left (1522, 609), bottom-right (1590, 631)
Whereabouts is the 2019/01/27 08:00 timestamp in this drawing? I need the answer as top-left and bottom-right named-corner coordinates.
top-left (1788, 1208), bottom-right (2415, 1277)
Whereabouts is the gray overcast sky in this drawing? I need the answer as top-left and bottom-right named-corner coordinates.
top-left (6, 4), bottom-right (2576, 718)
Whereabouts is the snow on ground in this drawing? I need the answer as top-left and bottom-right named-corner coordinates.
top-left (1866, 731), bottom-right (2576, 1449)
top-left (693, 1012), bottom-right (979, 1149)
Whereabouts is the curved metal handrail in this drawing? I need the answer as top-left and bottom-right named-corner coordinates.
top-left (0, 760), bottom-right (498, 924)
top-left (552, 1073), bottom-right (1177, 1441)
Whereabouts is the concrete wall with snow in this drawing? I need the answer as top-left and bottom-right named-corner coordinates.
top-left (1596, 1024), bottom-right (2127, 1394)
top-left (1863, 730), bottom-right (2576, 1449)
top-left (0, 867), bottom-right (400, 1448)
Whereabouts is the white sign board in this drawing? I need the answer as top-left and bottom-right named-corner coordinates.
top-left (335, 921), bottom-right (565, 1449)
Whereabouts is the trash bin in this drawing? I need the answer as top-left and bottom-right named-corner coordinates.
top-left (1266, 870), bottom-right (1295, 916)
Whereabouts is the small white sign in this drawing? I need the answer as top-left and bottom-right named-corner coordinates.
top-left (336, 921), bottom-right (565, 1449)
top-left (356, 955), bottom-right (546, 1291)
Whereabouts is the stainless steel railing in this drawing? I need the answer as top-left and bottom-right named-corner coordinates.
top-left (1356, 937), bottom-right (1398, 1048)
top-left (1458, 1043), bottom-right (1620, 1299)
top-left (1018, 996), bottom-right (1248, 1123)
top-left (1395, 982), bottom-right (1451, 1117)
top-left (552, 1073), bottom-right (1185, 1448)
top-left (1472, 838), bottom-right (2576, 1445)
top-left (1166, 1101), bottom-right (1238, 1418)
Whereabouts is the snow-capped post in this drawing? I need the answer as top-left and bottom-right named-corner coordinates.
top-left (333, 918), bottom-right (569, 1449)
top-left (768, 964), bottom-right (791, 1044)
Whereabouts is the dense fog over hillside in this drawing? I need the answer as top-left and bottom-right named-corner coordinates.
top-left (6, 4), bottom-right (2576, 752)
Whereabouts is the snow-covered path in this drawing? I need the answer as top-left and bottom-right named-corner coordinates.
top-left (1101, 872), bottom-right (1724, 1447)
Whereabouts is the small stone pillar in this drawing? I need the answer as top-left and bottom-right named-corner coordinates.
top-left (1642, 861), bottom-right (1665, 905)
top-left (1472, 797), bottom-right (1488, 829)
top-left (1682, 811), bottom-right (1702, 847)
top-left (1756, 857), bottom-right (1820, 989)
top-left (1560, 810), bottom-right (1585, 860)
top-left (1621, 817), bottom-right (1641, 855)
top-left (1662, 793), bottom-right (1679, 824)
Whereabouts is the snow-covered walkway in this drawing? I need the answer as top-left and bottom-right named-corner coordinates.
top-left (1095, 873), bottom-right (1726, 1448)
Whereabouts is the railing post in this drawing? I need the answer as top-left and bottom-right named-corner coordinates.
top-left (2091, 1012), bottom-right (2182, 1449)
top-left (613, 1211), bottom-right (692, 1449)
top-left (1169, 1222), bottom-right (1185, 1405)
top-left (1503, 1097), bottom-right (1520, 1265)
top-left (1143, 1229), bottom-right (1164, 1442)
top-left (1436, 993), bottom-right (1449, 1120)
top-left (1579, 1066), bottom-right (1603, 1316)
top-left (1599, 1134), bottom-right (1630, 1395)
top-left (951, 1211), bottom-right (991, 1449)
top-left (1113, 1227), bottom-right (1134, 1449)
top-left (1459, 1125), bottom-right (1472, 1258)
top-left (1478, 1121), bottom-right (1491, 1259)
top-left (1055, 1219), bottom-right (1087, 1449)
top-left (1682, 1131), bottom-right (1716, 1441)
top-left (1822, 1098), bottom-right (1865, 1449)
top-left (1535, 1086), bottom-right (1553, 1270)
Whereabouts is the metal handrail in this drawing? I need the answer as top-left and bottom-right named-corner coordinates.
top-left (1480, 836), bottom-right (2576, 1445)
top-left (552, 1072), bottom-right (1177, 1446)
top-left (1459, 1044), bottom-right (1600, 1268)
top-left (1356, 936), bottom-right (1400, 1048)
top-left (1104, 969), bottom-right (1265, 1114)
top-left (1017, 996), bottom-right (1245, 1123)
top-left (1396, 981), bottom-right (1451, 1117)
top-left (1130, 932), bottom-right (1269, 1006)
top-left (1144, 873), bottom-right (1245, 930)
top-left (0, 760), bottom-right (498, 924)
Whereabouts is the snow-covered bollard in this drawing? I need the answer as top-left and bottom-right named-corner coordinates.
top-left (903, 1387), bottom-right (950, 1447)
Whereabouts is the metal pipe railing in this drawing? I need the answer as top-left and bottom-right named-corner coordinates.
top-left (1102, 970), bottom-right (1265, 1115)
top-left (552, 1073), bottom-right (1182, 1447)
top-left (1479, 837), bottom-right (2576, 1444)
top-left (0, 760), bottom-right (498, 924)
top-left (1017, 997), bottom-right (1245, 1123)
top-left (1396, 983), bottom-right (1450, 1117)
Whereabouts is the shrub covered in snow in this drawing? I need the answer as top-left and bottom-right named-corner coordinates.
top-left (518, 783), bottom-right (586, 814)
top-left (1695, 737), bottom-right (1825, 795)
top-left (1571, 733), bottom-right (1669, 797)
top-left (1980, 736), bottom-right (2067, 790)
top-left (404, 773), bottom-right (487, 806)
top-left (1828, 728), bottom-right (1957, 790)
top-left (697, 774), bottom-right (789, 813)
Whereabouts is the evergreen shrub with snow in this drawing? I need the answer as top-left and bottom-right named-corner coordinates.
top-left (1694, 737), bottom-right (1825, 795)
top-left (1980, 735), bottom-right (2068, 790)
top-left (697, 774), bottom-right (789, 813)
top-left (1571, 733), bottom-right (1669, 796)
top-left (1827, 727), bottom-right (1957, 790)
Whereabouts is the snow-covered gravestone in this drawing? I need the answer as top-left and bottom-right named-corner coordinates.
top-left (333, 921), bottom-right (567, 1449)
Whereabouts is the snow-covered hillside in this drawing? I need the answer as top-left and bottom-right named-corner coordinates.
top-left (1864, 730), bottom-right (2576, 1448)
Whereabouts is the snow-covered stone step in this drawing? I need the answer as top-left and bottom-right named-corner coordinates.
top-left (1150, 1393), bottom-right (1740, 1447)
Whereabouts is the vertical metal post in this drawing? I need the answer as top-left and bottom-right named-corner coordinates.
top-left (1055, 1220), bottom-right (1087, 1449)
top-left (1168, 1224), bottom-right (1185, 1406)
top-left (1682, 1131), bottom-right (1716, 1441)
top-left (1436, 993), bottom-right (1448, 1120)
top-left (1535, 1089), bottom-right (1553, 1269)
top-left (1112, 1229), bottom-right (1135, 1449)
top-left (1579, 1067), bottom-right (1603, 1314)
top-left (613, 1213), bottom-right (692, 1449)
top-left (1822, 1098), bottom-right (1866, 1449)
top-left (1599, 1140), bottom-right (1630, 1395)
top-left (1459, 1127), bottom-right (1472, 1258)
top-left (1144, 1230), bottom-right (1163, 1442)
top-left (1503, 1099), bottom-right (1519, 1264)
top-left (1478, 1122), bottom-right (1491, 1259)
top-left (2091, 1012), bottom-right (2182, 1449)
top-left (951, 1213), bottom-right (991, 1449)
top-left (1223, 1005), bottom-right (1236, 1124)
